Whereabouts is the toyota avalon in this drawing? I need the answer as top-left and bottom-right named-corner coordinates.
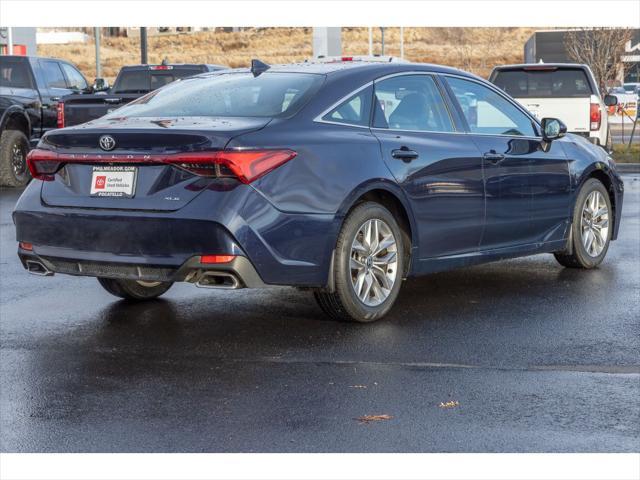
top-left (14, 59), bottom-right (624, 322)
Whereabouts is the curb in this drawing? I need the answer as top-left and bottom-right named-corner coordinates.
top-left (616, 163), bottom-right (640, 174)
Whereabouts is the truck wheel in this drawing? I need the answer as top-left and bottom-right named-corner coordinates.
top-left (314, 202), bottom-right (405, 322)
top-left (554, 178), bottom-right (612, 269)
top-left (0, 129), bottom-right (31, 187)
top-left (98, 278), bottom-right (173, 301)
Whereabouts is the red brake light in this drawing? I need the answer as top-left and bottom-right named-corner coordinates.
top-left (56, 101), bottom-right (65, 128)
top-left (149, 65), bottom-right (172, 70)
top-left (19, 242), bottom-right (33, 251)
top-left (26, 148), bottom-right (297, 183)
top-left (590, 103), bottom-right (601, 131)
top-left (341, 56), bottom-right (354, 61)
top-left (200, 254), bottom-right (236, 264)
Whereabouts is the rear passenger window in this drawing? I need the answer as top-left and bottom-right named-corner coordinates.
top-left (322, 86), bottom-right (372, 127)
top-left (373, 75), bottom-right (454, 132)
top-left (42, 61), bottom-right (67, 89)
top-left (0, 58), bottom-right (34, 89)
top-left (447, 77), bottom-right (537, 137)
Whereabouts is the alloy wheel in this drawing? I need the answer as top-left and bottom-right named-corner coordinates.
top-left (581, 190), bottom-right (609, 257)
top-left (11, 143), bottom-right (26, 178)
top-left (350, 218), bottom-right (398, 306)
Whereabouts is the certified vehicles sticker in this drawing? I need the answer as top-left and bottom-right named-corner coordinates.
top-left (90, 166), bottom-right (137, 197)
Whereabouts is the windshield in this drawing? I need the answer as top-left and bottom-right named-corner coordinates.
top-left (492, 68), bottom-right (594, 98)
top-left (112, 69), bottom-right (206, 94)
top-left (109, 72), bottom-right (325, 118)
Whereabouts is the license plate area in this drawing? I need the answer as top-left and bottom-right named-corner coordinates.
top-left (90, 166), bottom-right (137, 197)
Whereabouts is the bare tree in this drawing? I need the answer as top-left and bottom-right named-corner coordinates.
top-left (564, 28), bottom-right (633, 94)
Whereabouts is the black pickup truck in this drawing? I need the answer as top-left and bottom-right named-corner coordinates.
top-left (0, 55), bottom-right (90, 186)
top-left (60, 63), bottom-right (227, 127)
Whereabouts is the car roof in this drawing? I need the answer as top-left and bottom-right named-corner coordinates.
top-left (198, 60), bottom-right (478, 80)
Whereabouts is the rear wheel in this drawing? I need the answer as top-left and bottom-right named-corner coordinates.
top-left (98, 278), bottom-right (173, 301)
top-left (554, 178), bottom-right (612, 269)
top-left (314, 202), bottom-right (405, 322)
top-left (0, 129), bottom-right (31, 187)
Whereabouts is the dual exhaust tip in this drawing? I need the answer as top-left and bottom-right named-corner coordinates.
top-left (25, 260), bottom-right (54, 276)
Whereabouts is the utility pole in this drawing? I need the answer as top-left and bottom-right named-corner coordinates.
top-left (7, 27), bottom-right (13, 54)
top-left (380, 27), bottom-right (385, 56)
top-left (94, 27), bottom-right (102, 78)
top-left (140, 27), bottom-right (148, 64)
top-left (400, 27), bottom-right (404, 59)
top-left (368, 27), bottom-right (373, 56)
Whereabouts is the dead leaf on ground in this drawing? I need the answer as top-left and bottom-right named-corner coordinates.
top-left (356, 414), bottom-right (393, 424)
top-left (439, 400), bottom-right (460, 409)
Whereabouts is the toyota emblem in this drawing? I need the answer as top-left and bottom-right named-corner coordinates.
top-left (98, 135), bottom-right (116, 151)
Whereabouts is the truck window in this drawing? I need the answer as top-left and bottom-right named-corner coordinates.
top-left (0, 58), bottom-right (34, 89)
top-left (42, 61), bottom-right (68, 89)
top-left (61, 63), bottom-right (88, 90)
top-left (113, 71), bottom-right (149, 94)
top-left (492, 68), bottom-right (594, 98)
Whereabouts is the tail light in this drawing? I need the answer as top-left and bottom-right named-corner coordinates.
top-left (590, 103), bottom-right (601, 131)
top-left (56, 101), bottom-right (65, 128)
top-left (26, 148), bottom-right (297, 183)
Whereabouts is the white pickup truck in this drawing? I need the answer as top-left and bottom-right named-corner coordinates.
top-left (489, 63), bottom-right (618, 150)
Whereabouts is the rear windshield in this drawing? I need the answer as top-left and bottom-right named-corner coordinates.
top-left (109, 72), bottom-right (324, 118)
top-left (0, 58), bottom-right (34, 89)
top-left (112, 69), bottom-right (204, 94)
top-left (492, 68), bottom-right (594, 98)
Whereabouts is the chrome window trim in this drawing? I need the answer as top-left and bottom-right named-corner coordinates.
top-left (441, 72), bottom-right (544, 140)
top-left (313, 81), bottom-right (374, 128)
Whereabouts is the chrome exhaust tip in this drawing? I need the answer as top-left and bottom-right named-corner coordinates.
top-left (25, 260), bottom-right (54, 277)
top-left (195, 271), bottom-right (242, 289)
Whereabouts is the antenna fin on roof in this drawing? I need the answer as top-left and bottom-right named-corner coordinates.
top-left (251, 59), bottom-right (270, 77)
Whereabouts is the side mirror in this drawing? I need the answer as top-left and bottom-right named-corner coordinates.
top-left (92, 78), bottom-right (110, 92)
top-left (604, 94), bottom-right (618, 107)
top-left (541, 117), bottom-right (567, 141)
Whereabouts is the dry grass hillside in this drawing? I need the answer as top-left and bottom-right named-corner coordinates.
top-left (38, 27), bottom-right (542, 83)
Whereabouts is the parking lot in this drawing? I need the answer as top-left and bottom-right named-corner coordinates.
top-left (0, 175), bottom-right (638, 453)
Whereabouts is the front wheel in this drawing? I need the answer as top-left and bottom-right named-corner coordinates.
top-left (314, 202), bottom-right (405, 322)
top-left (554, 178), bottom-right (612, 269)
top-left (98, 278), bottom-right (173, 301)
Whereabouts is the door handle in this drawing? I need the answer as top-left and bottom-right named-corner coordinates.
top-left (483, 152), bottom-right (505, 164)
top-left (392, 147), bottom-right (419, 162)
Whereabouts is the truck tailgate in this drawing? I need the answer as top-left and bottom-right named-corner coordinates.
top-left (514, 97), bottom-right (591, 134)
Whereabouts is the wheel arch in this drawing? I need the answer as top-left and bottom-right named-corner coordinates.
top-left (575, 164), bottom-right (619, 239)
top-left (0, 107), bottom-right (31, 138)
top-left (335, 181), bottom-right (417, 277)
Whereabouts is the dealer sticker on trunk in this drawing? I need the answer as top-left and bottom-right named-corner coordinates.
top-left (90, 166), bottom-right (137, 197)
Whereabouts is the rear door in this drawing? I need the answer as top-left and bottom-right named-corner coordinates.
top-left (371, 73), bottom-right (485, 259)
top-left (445, 75), bottom-right (571, 250)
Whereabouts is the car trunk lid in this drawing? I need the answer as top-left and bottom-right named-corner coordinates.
top-left (39, 116), bottom-right (270, 211)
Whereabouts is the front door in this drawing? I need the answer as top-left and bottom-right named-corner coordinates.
top-left (444, 76), bottom-right (571, 250)
top-left (371, 74), bottom-right (485, 260)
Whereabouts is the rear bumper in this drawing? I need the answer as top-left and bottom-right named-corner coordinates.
top-left (18, 249), bottom-right (267, 288)
top-left (13, 180), bottom-right (337, 287)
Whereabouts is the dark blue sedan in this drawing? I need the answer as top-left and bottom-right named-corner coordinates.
top-left (14, 60), bottom-right (624, 322)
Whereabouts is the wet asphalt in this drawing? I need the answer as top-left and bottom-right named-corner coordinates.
top-left (1, 176), bottom-right (639, 453)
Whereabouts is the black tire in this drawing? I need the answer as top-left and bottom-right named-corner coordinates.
top-left (554, 178), bottom-right (612, 269)
top-left (314, 202), bottom-right (405, 323)
top-left (97, 278), bottom-right (173, 301)
top-left (0, 129), bottom-right (31, 187)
